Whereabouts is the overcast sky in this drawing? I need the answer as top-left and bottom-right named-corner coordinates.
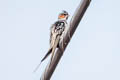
top-left (0, 0), bottom-right (120, 80)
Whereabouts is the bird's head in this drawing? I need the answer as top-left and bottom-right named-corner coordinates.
top-left (58, 10), bottom-right (69, 20)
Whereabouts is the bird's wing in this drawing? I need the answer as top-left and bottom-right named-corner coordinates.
top-left (49, 32), bottom-right (60, 66)
top-left (34, 21), bottom-right (67, 72)
top-left (39, 22), bottom-right (57, 62)
top-left (40, 24), bottom-right (55, 62)
top-left (33, 24), bottom-right (55, 72)
top-left (43, 21), bottom-right (66, 63)
top-left (49, 21), bottom-right (66, 66)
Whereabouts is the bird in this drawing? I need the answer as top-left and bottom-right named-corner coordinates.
top-left (34, 10), bottom-right (69, 72)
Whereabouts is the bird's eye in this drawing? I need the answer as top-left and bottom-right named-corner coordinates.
top-left (63, 14), bottom-right (66, 15)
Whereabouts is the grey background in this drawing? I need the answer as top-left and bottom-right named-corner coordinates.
top-left (0, 0), bottom-right (120, 80)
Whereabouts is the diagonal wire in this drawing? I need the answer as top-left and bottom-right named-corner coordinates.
top-left (40, 0), bottom-right (91, 80)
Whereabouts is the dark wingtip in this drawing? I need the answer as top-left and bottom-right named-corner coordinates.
top-left (41, 48), bottom-right (52, 62)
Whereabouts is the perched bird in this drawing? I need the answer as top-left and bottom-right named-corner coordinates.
top-left (34, 10), bottom-right (69, 72)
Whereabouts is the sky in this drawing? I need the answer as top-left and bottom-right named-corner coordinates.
top-left (0, 0), bottom-right (120, 80)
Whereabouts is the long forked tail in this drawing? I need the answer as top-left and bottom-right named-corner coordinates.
top-left (33, 61), bottom-right (42, 73)
top-left (33, 48), bottom-right (52, 72)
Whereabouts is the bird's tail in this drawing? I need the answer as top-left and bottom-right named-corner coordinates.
top-left (41, 48), bottom-right (52, 62)
top-left (33, 61), bottom-right (42, 73)
top-left (33, 48), bottom-right (52, 73)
